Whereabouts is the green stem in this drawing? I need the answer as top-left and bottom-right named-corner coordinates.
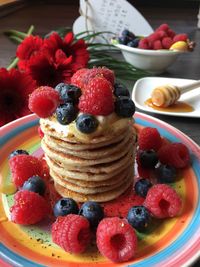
top-left (7, 58), bottom-right (19, 70)
top-left (6, 25), bottom-right (35, 70)
top-left (9, 36), bottom-right (24, 44)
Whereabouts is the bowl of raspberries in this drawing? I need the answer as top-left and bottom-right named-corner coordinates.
top-left (111, 24), bottom-right (195, 74)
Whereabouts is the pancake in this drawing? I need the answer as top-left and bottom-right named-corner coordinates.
top-left (44, 129), bottom-right (130, 151)
top-left (43, 132), bottom-right (132, 160)
top-left (41, 138), bottom-right (134, 166)
top-left (40, 117), bottom-right (133, 144)
top-left (46, 147), bottom-right (134, 174)
top-left (45, 155), bottom-right (133, 181)
top-left (54, 172), bottom-right (133, 202)
top-left (50, 165), bottom-right (132, 188)
top-left (51, 167), bottom-right (132, 194)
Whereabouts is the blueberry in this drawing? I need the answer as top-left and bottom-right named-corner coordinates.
top-left (127, 206), bottom-right (151, 231)
top-left (55, 83), bottom-right (81, 104)
top-left (114, 96), bottom-right (135, 117)
top-left (121, 29), bottom-right (130, 37)
top-left (76, 114), bottom-right (98, 134)
top-left (122, 29), bottom-right (135, 39)
top-left (118, 36), bottom-right (129, 45)
top-left (127, 38), bottom-right (140, 48)
top-left (53, 198), bottom-right (79, 217)
top-left (139, 149), bottom-right (158, 168)
top-left (22, 175), bottom-right (46, 195)
top-left (9, 149), bottom-right (29, 159)
top-left (114, 82), bottom-right (130, 97)
top-left (155, 163), bottom-right (177, 183)
top-left (79, 201), bottom-right (104, 227)
top-left (134, 178), bottom-right (152, 197)
top-left (56, 103), bottom-right (78, 125)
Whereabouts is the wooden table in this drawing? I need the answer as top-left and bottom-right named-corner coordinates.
top-left (0, 2), bottom-right (199, 266)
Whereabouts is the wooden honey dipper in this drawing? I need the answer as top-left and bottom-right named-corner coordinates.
top-left (151, 80), bottom-right (200, 108)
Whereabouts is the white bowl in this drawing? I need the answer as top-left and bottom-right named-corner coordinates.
top-left (113, 43), bottom-right (184, 74)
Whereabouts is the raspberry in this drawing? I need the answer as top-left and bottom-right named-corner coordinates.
top-left (173, 34), bottom-right (188, 43)
top-left (156, 30), bottom-right (168, 39)
top-left (138, 127), bottom-right (162, 151)
top-left (153, 40), bottom-right (163, 50)
top-left (148, 33), bottom-right (161, 43)
top-left (144, 184), bottom-right (182, 218)
top-left (52, 214), bottom-right (91, 254)
top-left (138, 38), bottom-right (149, 49)
top-left (38, 126), bottom-right (44, 138)
top-left (70, 68), bottom-right (89, 90)
top-left (78, 76), bottom-right (114, 116)
top-left (29, 86), bottom-right (60, 118)
top-left (71, 67), bottom-right (115, 90)
top-left (158, 143), bottom-right (190, 168)
top-left (85, 67), bottom-right (115, 86)
top-left (96, 217), bottom-right (137, 262)
top-left (156, 24), bottom-right (169, 32)
top-left (162, 37), bottom-right (173, 49)
top-left (9, 155), bottom-right (43, 188)
top-left (167, 29), bottom-right (176, 38)
top-left (10, 190), bottom-right (49, 225)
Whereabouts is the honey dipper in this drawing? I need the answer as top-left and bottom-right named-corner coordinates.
top-left (151, 80), bottom-right (200, 107)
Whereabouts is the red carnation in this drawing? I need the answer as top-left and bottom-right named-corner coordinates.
top-left (17, 32), bottom-right (89, 87)
top-left (0, 68), bottom-right (36, 126)
top-left (44, 32), bottom-right (89, 72)
top-left (17, 35), bottom-right (43, 71)
top-left (26, 50), bottom-right (73, 87)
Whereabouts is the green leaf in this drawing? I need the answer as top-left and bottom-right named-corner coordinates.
top-left (44, 26), bottom-right (72, 38)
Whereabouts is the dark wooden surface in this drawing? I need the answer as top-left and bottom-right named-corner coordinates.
top-left (0, 2), bottom-right (199, 266)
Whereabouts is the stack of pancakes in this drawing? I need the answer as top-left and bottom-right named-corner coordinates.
top-left (40, 117), bottom-right (137, 202)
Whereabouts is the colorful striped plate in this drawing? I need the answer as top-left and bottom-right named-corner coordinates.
top-left (0, 113), bottom-right (199, 267)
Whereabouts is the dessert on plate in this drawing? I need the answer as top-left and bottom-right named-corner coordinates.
top-left (32, 67), bottom-right (136, 202)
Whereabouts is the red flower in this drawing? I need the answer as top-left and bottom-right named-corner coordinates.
top-left (17, 35), bottom-right (43, 71)
top-left (44, 32), bottom-right (89, 72)
top-left (0, 68), bottom-right (36, 126)
top-left (26, 50), bottom-right (73, 87)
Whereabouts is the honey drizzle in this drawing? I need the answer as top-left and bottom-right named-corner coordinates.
top-left (145, 98), bottom-right (194, 113)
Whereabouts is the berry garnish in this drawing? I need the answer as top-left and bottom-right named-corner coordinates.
top-left (28, 86), bottom-right (60, 118)
top-left (158, 143), bottom-right (190, 168)
top-left (113, 82), bottom-right (130, 97)
top-left (85, 67), bottom-right (115, 86)
top-left (134, 178), bottom-right (152, 198)
top-left (55, 83), bottom-right (81, 104)
top-left (9, 149), bottom-right (29, 159)
top-left (144, 184), bottom-right (182, 218)
top-left (52, 214), bottom-right (91, 254)
top-left (155, 163), bottom-right (177, 183)
top-left (127, 206), bottom-right (151, 232)
top-left (22, 175), bottom-right (46, 196)
top-left (139, 149), bottom-right (158, 168)
top-left (96, 217), bottom-right (137, 262)
top-left (9, 155), bottom-right (42, 188)
top-left (56, 103), bottom-right (78, 125)
top-left (10, 190), bottom-right (49, 225)
top-left (53, 198), bottom-right (79, 217)
top-left (76, 114), bottom-right (99, 134)
top-left (78, 76), bottom-right (114, 116)
top-left (71, 68), bottom-right (89, 89)
top-left (127, 37), bottom-right (140, 48)
top-left (114, 96), bottom-right (135, 117)
top-left (173, 33), bottom-right (188, 43)
top-left (138, 127), bottom-right (162, 151)
top-left (79, 201), bottom-right (104, 228)
top-left (38, 126), bottom-right (44, 138)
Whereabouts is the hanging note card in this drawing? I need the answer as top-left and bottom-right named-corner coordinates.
top-left (73, 0), bottom-right (153, 43)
